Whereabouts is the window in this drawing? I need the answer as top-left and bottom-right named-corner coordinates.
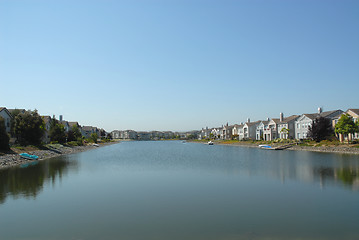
top-left (297, 123), bottom-right (300, 129)
top-left (297, 133), bottom-right (300, 139)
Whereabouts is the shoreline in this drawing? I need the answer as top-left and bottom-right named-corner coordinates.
top-left (191, 140), bottom-right (359, 155)
top-left (0, 141), bottom-right (118, 170)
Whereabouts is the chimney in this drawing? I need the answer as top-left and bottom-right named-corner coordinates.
top-left (318, 107), bottom-right (322, 114)
top-left (280, 112), bottom-right (284, 122)
top-left (52, 115), bottom-right (55, 120)
top-left (247, 118), bottom-right (250, 123)
top-left (266, 117), bottom-right (269, 121)
top-left (59, 115), bottom-right (63, 122)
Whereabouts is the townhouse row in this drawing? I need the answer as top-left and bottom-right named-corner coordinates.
top-left (110, 129), bottom-right (199, 140)
top-left (199, 108), bottom-right (359, 141)
top-left (0, 107), bottom-right (106, 143)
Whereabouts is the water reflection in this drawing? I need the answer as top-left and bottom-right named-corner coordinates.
top-left (0, 156), bottom-right (78, 204)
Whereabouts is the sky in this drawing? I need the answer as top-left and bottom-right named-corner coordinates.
top-left (1, 0), bottom-right (358, 132)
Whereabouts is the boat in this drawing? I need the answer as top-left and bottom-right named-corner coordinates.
top-left (258, 145), bottom-right (274, 149)
top-left (208, 141), bottom-right (214, 145)
top-left (19, 153), bottom-right (39, 160)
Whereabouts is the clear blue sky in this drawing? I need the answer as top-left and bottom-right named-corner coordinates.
top-left (1, 0), bottom-right (358, 132)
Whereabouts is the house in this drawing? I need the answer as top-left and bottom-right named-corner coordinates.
top-left (242, 119), bottom-right (260, 140)
top-left (41, 116), bottom-right (52, 143)
top-left (68, 122), bottom-right (82, 135)
top-left (346, 109), bottom-right (359, 140)
top-left (59, 121), bottom-right (71, 132)
top-left (277, 114), bottom-right (300, 139)
top-left (232, 124), bottom-right (244, 140)
top-left (221, 123), bottom-right (234, 140)
top-left (263, 119), bottom-right (281, 141)
top-left (199, 127), bottom-right (211, 140)
top-left (137, 131), bottom-right (151, 140)
top-left (211, 127), bottom-right (222, 139)
top-left (295, 108), bottom-right (343, 140)
top-left (0, 107), bottom-right (13, 133)
top-left (256, 120), bottom-right (270, 140)
top-left (8, 108), bottom-right (26, 115)
top-left (82, 126), bottom-right (97, 138)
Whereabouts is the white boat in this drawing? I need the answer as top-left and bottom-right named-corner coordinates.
top-left (208, 141), bottom-right (214, 145)
top-left (258, 144), bottom-right (274, 149)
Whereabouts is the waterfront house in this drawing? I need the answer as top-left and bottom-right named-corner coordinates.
top-left (242, 120), bottom-right (260, 140)
top-left (256, 120), bottom-right (270, 140)
top-left (232, 124), bottom-right (243, 140)
top-left (81, 126), bottom-right (96, 139)
top-left (277, 114), bottom-right (300, 139)
top-left (221, 123), bottom-right (234, 140)
top-left (295, 108), bottom-right (343, 140)
top-left (199, 127), bottom-right (211, 140)
top-left (59, 121), bottom-right (71, 133)
top-left (0, 107), bottom-right (13, 133)
top-left (346, 109), bottom-right (359, 139)
top-left (211, 127), bottom-right (222, 139)
top-left (263, 118), bottom-right (280, 141)
top-left (68, 122), bottom-right (81, 132)
top-left (41, 116), bottom-right (52, 144)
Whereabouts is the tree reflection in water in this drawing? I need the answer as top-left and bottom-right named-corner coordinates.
top-left (0, 156), bottom-right (78, 204)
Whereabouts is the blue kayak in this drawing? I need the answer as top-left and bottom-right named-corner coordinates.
top-left (19, 153), bottom-right (39, 160)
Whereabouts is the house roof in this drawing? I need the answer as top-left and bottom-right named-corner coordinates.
top-left (59, 120), bottom-right (69, 126)
top-left (348, 109), bottom-right (359, 116)
top-left (42, 116), bottom-right (52, 124)
top-left (270, 118), bottom-right (281, 124)
top-left (281, 115), bottom-right (300, 123)
top-left (82, 126), bottom-right (94, 131)
top-left (300, 110), bottom-right (343, 120)
top-left (8, 108), bottom-right (26, 114)
top-left (0, 107), bottom-right (13, 118)
top-left (68, 122), bottom-right (80, 127)
top-left (245, 121), bottom-right (261, 127)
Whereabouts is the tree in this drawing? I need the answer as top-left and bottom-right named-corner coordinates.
top-left (335, 114), bottom-right (358, 143)
top-left (308, 117), bottom-right (333, 142)
top-left (89, 133), bottom-right (98, 143)
top-left (14, 110), bottom-right (45, 145)
top-left (49, 119), bottom-right (66, 143)
top-left (0, 117), bottom-right (10, 151)
top-left (10, 109), bottom-right (22, 137)
top-left (106, 133), bottom-right (112, 140)
top-left (67, 125), bottom-right (82, 142)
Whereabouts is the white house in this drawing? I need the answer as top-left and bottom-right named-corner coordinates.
top-left (256, 120), bottom-right (270, 140)
top-left (295, 108), bottom-right (343, 140)
top-left (0, 107), bottom-right (12, 134)
top-left (242, 120), bottom-right (260, 140)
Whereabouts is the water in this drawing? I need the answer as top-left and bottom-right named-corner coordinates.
top-left (0, 141), bottom-right (358, 240)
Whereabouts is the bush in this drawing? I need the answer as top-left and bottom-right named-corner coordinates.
top-left (0, 117), bottom-right (10, 151)
top-left (66, 141), bottom-right (79, 147)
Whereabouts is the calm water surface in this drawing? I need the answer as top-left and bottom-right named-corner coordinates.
top-left (0, 141), bottom-right (358, 240)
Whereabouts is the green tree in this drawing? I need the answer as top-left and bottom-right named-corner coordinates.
top-left (0, 117), bottom-right (10, 151)
top-left (10, 109), bottom-right (22, 137)
top-left (106, 133), bottom-right (112, 140)
top-left (67, 125), bottom-right (82, 142)
top-left (335, 114), bottom-right (358, 143)
top-left (89, 133), bottom-right (98, 143)
top-left (49, 119), bottom-right (66, 143)
top-left (308, 117), bottom-right (333, 142)
top-left (14, 110), bottom-right (45, 146)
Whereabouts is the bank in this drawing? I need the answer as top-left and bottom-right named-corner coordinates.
top-left (192, 139), bottom-right (359, 155)
top-left (0, 141), bottom-right (118, 170)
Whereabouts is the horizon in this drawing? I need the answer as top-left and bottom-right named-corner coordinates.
top-left (1, 0), bottom-right (358, 132)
